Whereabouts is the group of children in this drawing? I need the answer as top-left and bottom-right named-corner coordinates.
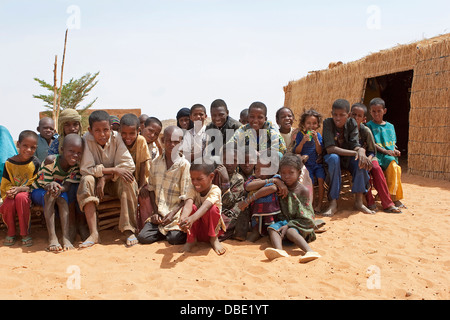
top-left (0, 97), bottom-right (406, 263)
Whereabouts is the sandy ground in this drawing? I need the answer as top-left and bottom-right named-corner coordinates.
top-left (0, 172), bottom-right (448, 300)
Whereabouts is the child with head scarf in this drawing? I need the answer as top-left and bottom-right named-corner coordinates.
top-left (48, 109), bottom-right (83, 156)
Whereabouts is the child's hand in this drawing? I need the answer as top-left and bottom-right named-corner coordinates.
top-left (215, 165), bottom-right (229, 183)
top-left (279, 225), bottom-right (289, 239)
top-left (179, 216), bottom-right (195, 233)
top-left (95, 177), bottom-right (106, 201)
top-left (150, 213), bottom-right (163, 225)
top-left (6, 187), bottom-right (19, 199)
top-left (273, 178), bottom-right (288, 199)
top-left (238, 199), bottom-right (250, 211)
top-left (311, 130), bottom-right (319, 143)
top-left (393, 149), bottom-right (401, 157)
top-left (46, 182), bottom-right (63, 198)
top-left (161, 210), bottom-right (176, 226)
top-left (114, 168), bottom-right (135, 184)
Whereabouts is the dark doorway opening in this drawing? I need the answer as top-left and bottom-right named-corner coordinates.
top-left (362, 70), bottom-right (413, 163)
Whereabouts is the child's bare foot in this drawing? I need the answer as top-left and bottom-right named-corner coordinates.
top-left (319, 199), bottom-right (337, 217)
top-left (247, 228), bottom-right (261, 242)
top-left (180, 241), bottom-right (196, 253)
top-left (355, 193), bottom-right (375, 214)
top-left (62, 238), bottom-right (75, 251)
top-left (210, 236), bottom-right (226, 255)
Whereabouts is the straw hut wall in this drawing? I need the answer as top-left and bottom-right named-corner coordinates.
top-left (283, 33), bottom-right (450, 181)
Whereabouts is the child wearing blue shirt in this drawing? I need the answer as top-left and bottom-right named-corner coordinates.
top-left (294, 109), bottom-right (325, 213)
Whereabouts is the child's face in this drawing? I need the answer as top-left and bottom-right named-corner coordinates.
top-left (143, 123), bottom-right (162, 144)
top-left (211, 106), bottom-right (228, 129)
top-left (248, 107), bottom-right (267, 132)
top-left (178, 116), bottom-right (191, 130)
top-left (239, 154), bottom-right (255, 176)
top-left (120, 125), bottom-right (138, 147)
top-left (162, 129), bottom-right (182, 155)
top-left (279, 165), bottom-right (301, 188)
top-left (38, 119), bottom-right (55, 141)
top-left (277, 109), bottom-right (294, 131)
top-left (89, 120), bottom-right (111, 147)
top-left (370, 104), bottom-right (387, 124)
top-left (240, 114), bottom-right (248, 125)
top-left (61, 141), bottom-right (83, 167)
top-left (223, 151), bottom-right (238, 174)
top-left (111, 123), bottom-right (120, 132)
top-left (331, 108), bottom-right (349, 129)
top-left (254, 161), bottom-right (271, 179)
top-left (351, 107), bottom-right (366, 126)
top-left (63, 121), bottom-right (81, 136)
top-left (303, 115), bottom-right (320, 131)
top-left (190, 108), bottom-right (207, 125)
top-left (190, 170), bottom-right (214, 195)
top-left (17, 136), bottom-right (38, 162)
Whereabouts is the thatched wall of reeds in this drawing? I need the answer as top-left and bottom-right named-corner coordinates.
top-left (284, 33), bottom-right (450, 181)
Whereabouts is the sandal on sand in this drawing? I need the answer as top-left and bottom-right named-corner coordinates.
top-left (264, 248), bottom-right (289, 260)
top-left (299, 251), bottom-right (321, 263)
top-left (3, 236), bottom-right (16, 246)
top-left (79, 240), bottom-right (96, 249)
top-left (126, 234), bottom-right (138, 248)
top-left (384, 206), bottom-right (402, 214)
top-left (21, 236), bottom-right (33, 247)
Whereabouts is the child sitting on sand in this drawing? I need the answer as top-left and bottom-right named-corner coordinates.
top-left (294, 109), bottom-right (326, 213)
top-left (31, 134), bottom-right (83, 252)
top-left (0, 130), bottom-right (40, 247)
top-left (77, 110), bottom-right (139, 248)
top-left (179, 162), bottom-right (226, 255)
top-left (214, 144), bottom-right (247, 241)
top-left (137, 126), bottom-right (191, 246)
top-left (119, 114), bottom-right (153, 231)
top-left (238, 155), bottom-right (288, 242)
top-left (350, 103), bottom-right (401, 213)
top-left (366, 98), bottom-right (406, 209)
top-left (264, 153), bottom-right (321, 263)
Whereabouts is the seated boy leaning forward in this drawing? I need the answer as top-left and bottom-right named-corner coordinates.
top-left (137, 126), bottom-right (192, 245)
top-left (77, 110), bottom-right (139, 248)
top-left (366, 98), bottom-right (406, 209)
top-left (119, 114), bottom-right (152, 232)
top-left (321, 99), bottom-right (373, 216)
top-left (31, 134), bottom-right (84, 252)
top-left (179, 162), bottom-right (226, 255)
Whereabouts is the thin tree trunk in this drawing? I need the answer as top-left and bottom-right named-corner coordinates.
top-left (56, 29), bottom-right (68, 124)
top-left (52, 55), bottom-right (58, 126)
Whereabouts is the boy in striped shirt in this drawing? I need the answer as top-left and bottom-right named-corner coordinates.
top-left (31, 134), bottom-right (83, 252)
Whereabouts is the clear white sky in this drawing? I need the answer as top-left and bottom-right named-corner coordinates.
top-left (1, 0), bottom-right (449, 139)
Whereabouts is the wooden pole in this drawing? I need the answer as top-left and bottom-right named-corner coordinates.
top-left (56, 29), bottom-right (68, 124)
top-left (52, 55), bottom-right (58, 125)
